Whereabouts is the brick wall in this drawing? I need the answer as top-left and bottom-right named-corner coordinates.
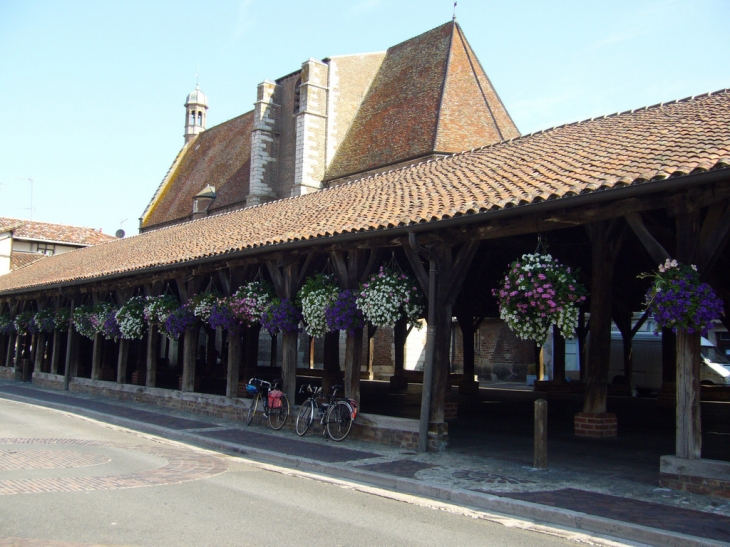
top-left (452, 319), bottom-right (534, 381)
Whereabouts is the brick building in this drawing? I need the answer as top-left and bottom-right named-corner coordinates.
top-left (140, 21), bottom-right (519, 231)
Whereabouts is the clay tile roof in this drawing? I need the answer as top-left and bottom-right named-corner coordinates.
top-left (141, 111), bottom-right (254, 230)
top-left (324, 21), bottom-right (519, 181)
top-left (0, 218), bottom-right (116, 246)
top-left (10, 252), bottom-right (45, 271)
top-left (1, 90), bottom-right (729, 294)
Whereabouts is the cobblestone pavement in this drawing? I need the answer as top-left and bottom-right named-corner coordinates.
top-left (1, 382), bottom-right (728, 546)
top-left (0, 438), bottom-right (227, 495)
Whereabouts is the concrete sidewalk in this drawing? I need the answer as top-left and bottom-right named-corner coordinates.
top-left (0, 381), bottom-right (728, 547)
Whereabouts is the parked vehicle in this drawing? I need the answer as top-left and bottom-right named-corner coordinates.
top-left (295, 383), bottom-right (357, 442)
top-left (609, 331), bottom-right (730, 392)
top-left (245, 378), bottom-right (289, 430)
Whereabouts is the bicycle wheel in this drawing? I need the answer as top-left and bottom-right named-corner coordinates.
top-left (245, 393), bottom-right (259, 425)
top-left (325, 400), bottom-right (353, 441)
top-left (295, 400), bottom-right (315, 436)
top-left (268, 394), bottom-right (289, 431)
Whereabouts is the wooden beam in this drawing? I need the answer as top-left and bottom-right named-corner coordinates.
top-left (625, 212), bottom-right (671, 264)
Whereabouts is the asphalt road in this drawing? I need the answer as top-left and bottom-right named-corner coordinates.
top-left (0, 399), bottom-right (639, 547)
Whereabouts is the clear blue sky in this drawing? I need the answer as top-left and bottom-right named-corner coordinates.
top-left (1, 0), bottom-right (729, 237)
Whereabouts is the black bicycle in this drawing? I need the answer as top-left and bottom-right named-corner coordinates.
top-left (295, 384), bottom-right (356, 441)
top-left (245, 378), bottom-right (289, 430)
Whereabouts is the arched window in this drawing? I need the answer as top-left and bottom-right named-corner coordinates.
top-left (190, 111), bottom-right (196, 125)
top-left (197, 111), bottom-right (203, 126)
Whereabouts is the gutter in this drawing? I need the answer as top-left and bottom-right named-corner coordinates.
top-left (1, 167), bottom-right (729, 298)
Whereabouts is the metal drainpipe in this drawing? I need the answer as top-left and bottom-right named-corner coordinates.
top-left (410, 233), bottom-right (437, 453)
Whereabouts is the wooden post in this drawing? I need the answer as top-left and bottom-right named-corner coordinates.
top-left (534, 399), bottom-right (548, 469)
top-left (5, 332), bottom-right (16, 368)
top-left (675, 208), bottom-right (702, 459)
top-left (390, 317), bottom-right (408, 390)
top-left (91, 332), bottom-right (103, 381)
top-left (116, 338), bottom-right (129, 384)
top-left (226, 331), bottom-right (241, 398)
top-left (552, 329), bottom-right (566, 384)
top-left (344, 326), bottom-right (363, 407)
top-left (181, 324), bottom-right (200, 392)
top-left (34, 332), bottom-right (47, 375)
top-left (63, 301), bottom-right (75, 390)
top-left (146, 324), bottom-right (158, 388)
top-left (50, 330), bottom-right (61, 374)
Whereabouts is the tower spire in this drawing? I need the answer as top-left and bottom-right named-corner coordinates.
top-left (184, 80), bottom-right (208, 144)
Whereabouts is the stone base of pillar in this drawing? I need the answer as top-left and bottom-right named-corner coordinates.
top-left (427, 421), bottom-right (449, 452)
top-left (660, 456), bottom-right (730, 498)
top-left (389, 375), bottom-right (408, 391)
top-left (574, 412), bottom-right (617, 437)
top-left (458, 379), bottom-right (479, 395)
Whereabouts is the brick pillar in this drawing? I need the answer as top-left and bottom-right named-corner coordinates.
top-left (574, 412), bottom-right (617, 437)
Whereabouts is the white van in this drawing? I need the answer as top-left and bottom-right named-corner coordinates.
top-left (609, 331), bottom-right (730, 391)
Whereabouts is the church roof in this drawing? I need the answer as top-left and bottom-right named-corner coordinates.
top-left (140, 111), bottom-right (254, 230)
top-left (324, 21), bottom-right (520, 181)
top-left (0, 217), bottom-right (116, 246)
top-left (1, 89), bottom-right (729, 295)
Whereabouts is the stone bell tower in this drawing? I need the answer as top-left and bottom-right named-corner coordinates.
top-left (184, 84), bottom-right (208, 143)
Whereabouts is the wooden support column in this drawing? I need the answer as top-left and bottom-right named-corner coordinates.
top-left (456, 314), bottom-right (483, 394)
top-left (675, 209), bottom-right (702, 459)
top-left (116, 339), bottom-right (129, 384)
top-left (63, 300), bottom-right (76, 390)
top-left (390, 318), bottom-right (409, 391)
top-left (267, 255), bottom-right (312, 403)
top-left (50, 329), bottom-right (62, 374)
top-left (218, 265), bottom-right (248, 399)
top-left (576, 220), bottom-right (623, 438)
top-left (242, 324), bottom-right (261, 385)
top-left (0, 333), bottom-right (7, 371)
top-left (226, 332), bottom-right (242, 398)
top-left (90, 333), bottom-right (103, 381)
top-left (552, 328), bottom-right (566, 384)
top-left (34, 332), bottom-right (47, 375)
top-left (146, 324), bottom-right (159, 388)
top-left (4, 332), bottom-right (15, 368)
top-left (403, 237), bottom-right (479, 451)
top-left (330, 248), bottom-right (378, 407)
top-left (181, 323), bottom-right (200, 392)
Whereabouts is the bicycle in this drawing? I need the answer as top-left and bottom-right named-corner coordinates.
top-left (245, 378), bottom-right (289, 430)
top-left (295, 384), bottom-right (356, 441)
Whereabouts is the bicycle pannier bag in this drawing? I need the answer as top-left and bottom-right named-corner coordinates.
top-left (268, 389), bottom-right (284, 409)
top-left (348, 398), bottom-right (358, 420)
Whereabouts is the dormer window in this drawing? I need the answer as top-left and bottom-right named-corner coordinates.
top-left (36, 243), bottom-right (55, 256)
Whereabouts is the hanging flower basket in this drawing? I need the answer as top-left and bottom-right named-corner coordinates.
top-left (161, 304), bottom-right (198, 340)
top-left (230, 281), bottom-right (275, 326)
top-left (101, 309), bottom-right (122, 341)
top-left (492, 253), bottom-right (587, 345)
top-left (14, 311), bottom-right (37, 335)
top-left (298, 273), bottom-right (338, 337)
top-left (641, 259), bottom-right (724, 336)
top-left (190, 292), bottom-right (218, 322)
top-left (144, 294), bottom-right (180, 327)
top-left (326, 289), bottom-right (365, 333)
top-left (0, 314), bottom-right (15, 336)
top-left (35, 308), bottom-right (56, 334)
top-left (261, 298), bottom-right (302, 335)
top-left (357, 267), bottom-right (424, 328)
top-left (72, 305), bottom-right (97, 339)
top-left (116, 296), bottom-right (146, 340)
top-left (54, 307), bottom-right (71, 332)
